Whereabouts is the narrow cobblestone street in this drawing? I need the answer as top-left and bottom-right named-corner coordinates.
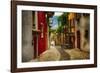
top-left (53, 45), bottom-right (89, 60)
top-left (31, 45), bottom-right (89, 62)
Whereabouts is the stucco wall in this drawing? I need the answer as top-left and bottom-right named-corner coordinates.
top-left (22, 11), bottom-right (34, 62)
top-left (79, 14), bottom-right (90, 52)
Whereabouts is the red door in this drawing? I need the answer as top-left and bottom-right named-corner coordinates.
top-left (37, 11), bottom-right (47, 56)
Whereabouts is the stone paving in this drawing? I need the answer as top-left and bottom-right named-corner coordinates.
top-left (30, 45), bottom-right (89, 62)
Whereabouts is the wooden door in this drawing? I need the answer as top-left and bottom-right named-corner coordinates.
top-left (37, 11), bottom-right (47, 56)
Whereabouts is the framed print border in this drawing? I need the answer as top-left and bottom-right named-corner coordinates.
top-left (11, 1), bottom-right (97, 73)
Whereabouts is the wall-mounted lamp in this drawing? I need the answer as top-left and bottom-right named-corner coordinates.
top-left (40, 22), bottom-right (44, 38)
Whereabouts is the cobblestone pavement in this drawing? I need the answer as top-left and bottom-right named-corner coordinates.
top-left (31, 45), bottom-right (89, 62)
top-left (54, 46), bottom-right (89, 60)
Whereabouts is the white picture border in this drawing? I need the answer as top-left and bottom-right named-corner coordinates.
top-left (17, 5), bottom-right (94, 68)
